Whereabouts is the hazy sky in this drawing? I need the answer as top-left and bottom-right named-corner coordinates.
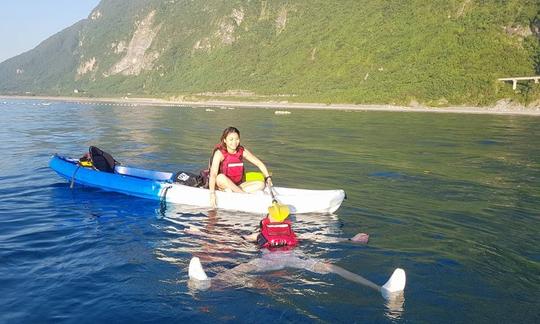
top-left (0, 0), bottom-right (100, 63)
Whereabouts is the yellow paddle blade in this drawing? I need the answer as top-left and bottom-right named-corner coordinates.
top-left (268, 202), bottom-right (290, 222)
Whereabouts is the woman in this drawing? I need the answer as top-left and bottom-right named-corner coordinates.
top-left (209, 127), bottom-right (272, 208)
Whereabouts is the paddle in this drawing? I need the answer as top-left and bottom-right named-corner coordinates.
top-left (266, 180), bottom-right (290, 221)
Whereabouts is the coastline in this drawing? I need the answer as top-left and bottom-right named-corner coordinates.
top-left (1, 94), bottom-right (540, 116)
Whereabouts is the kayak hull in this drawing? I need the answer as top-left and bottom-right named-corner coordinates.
top-left (49, 155), bottom-right (346, 214)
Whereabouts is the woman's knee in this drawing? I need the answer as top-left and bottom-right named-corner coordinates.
top-left (241, 180), bottom-right (264, 193)
top-left (216, 174), bottom-right (242, 192)
top-left (215, 174), bottom-right (229, 188)
top-left (312, 262), bottom-right (332, 274)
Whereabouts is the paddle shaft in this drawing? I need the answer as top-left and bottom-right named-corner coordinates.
top-left (266, 181), bottom-right (290, 220)
top-left (268, 182), bottom-right (279, 203)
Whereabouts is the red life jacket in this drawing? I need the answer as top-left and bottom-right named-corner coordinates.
top-left (217, 144), bottom-right (244, 185)
top-left (257, 217), bottom-right (298, 250)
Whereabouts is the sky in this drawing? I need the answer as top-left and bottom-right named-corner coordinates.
top-left (0, 0), bottom-right (101, 63)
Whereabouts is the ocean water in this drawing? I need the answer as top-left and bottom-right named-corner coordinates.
top-left (0, 99), bottom-right (539, 323)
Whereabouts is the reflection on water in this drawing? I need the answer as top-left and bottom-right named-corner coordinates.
top-left (384, 291), bottom-right (405, 320)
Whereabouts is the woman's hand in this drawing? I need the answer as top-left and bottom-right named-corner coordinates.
top-left (210, 192), bottom-right (217, 208)
top-left (265, 176), bottom-right (273, 187)
top-left (240, 232), bottom-right (259, 242)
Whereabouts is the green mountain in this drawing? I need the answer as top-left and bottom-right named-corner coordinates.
top-left (1, 0), bottom-right (539, 105)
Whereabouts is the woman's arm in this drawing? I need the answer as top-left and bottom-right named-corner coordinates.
top-left (243, 149), bottom-right (272, 184)
top-left (208, 151), bottom-right (223, 208)
top-left (240, 232), bottom-right (259, 242)
top-left (297, 232), bottom-right (370, 244)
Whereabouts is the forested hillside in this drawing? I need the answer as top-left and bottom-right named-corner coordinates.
top-left (0, 0), bottom-right (538, 105)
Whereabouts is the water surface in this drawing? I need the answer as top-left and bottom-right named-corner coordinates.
top-left (0, 99), bottom-right (538, 322)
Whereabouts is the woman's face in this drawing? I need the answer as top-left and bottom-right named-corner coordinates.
top-left (224, 132), bottom-right (240, 151)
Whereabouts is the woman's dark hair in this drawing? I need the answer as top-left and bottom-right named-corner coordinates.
top-left (210, 127), bottom-right (241, 166)
top-left (219, 127), bottom-right (240, 148)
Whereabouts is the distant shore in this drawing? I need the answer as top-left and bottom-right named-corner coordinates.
top-left (1, 94), bottom-right (539, 116)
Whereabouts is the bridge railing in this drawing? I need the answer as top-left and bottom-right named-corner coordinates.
top-left (498, 76), bottom-right (540, 90)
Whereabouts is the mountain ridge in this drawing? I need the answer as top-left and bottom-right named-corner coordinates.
top-left (0, 0), bottom-right (539, 106)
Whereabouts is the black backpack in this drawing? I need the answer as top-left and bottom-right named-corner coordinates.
top-left (172, 171), bottom-right (206, 187)
top-left (89, 146), bottom-right (117, 173)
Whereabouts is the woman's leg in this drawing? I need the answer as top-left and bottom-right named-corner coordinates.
top-left (284, 256), bottom-right (406, 294)
top-left (216, 174), bottom-right (243, 192)
top-left (188, 256), bottom-right (276, 289)
top-left (240, 180), bottom-right (265, 193)
top-left (325, 264), bottom-right (382, 292)
top-left (326, 264), bottom-right (406, 297)
top-left (275, 256), bottom-right (379, 290)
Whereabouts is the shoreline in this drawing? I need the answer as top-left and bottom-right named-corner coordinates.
top-left (1, 94), bottom-right (539, 116)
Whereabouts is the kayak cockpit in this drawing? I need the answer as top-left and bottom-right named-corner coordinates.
top-left (115, 165), bottom-right (173, 181)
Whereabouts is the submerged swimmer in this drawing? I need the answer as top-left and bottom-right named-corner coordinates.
top-left (187, 211), bottom-right (406, 299)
